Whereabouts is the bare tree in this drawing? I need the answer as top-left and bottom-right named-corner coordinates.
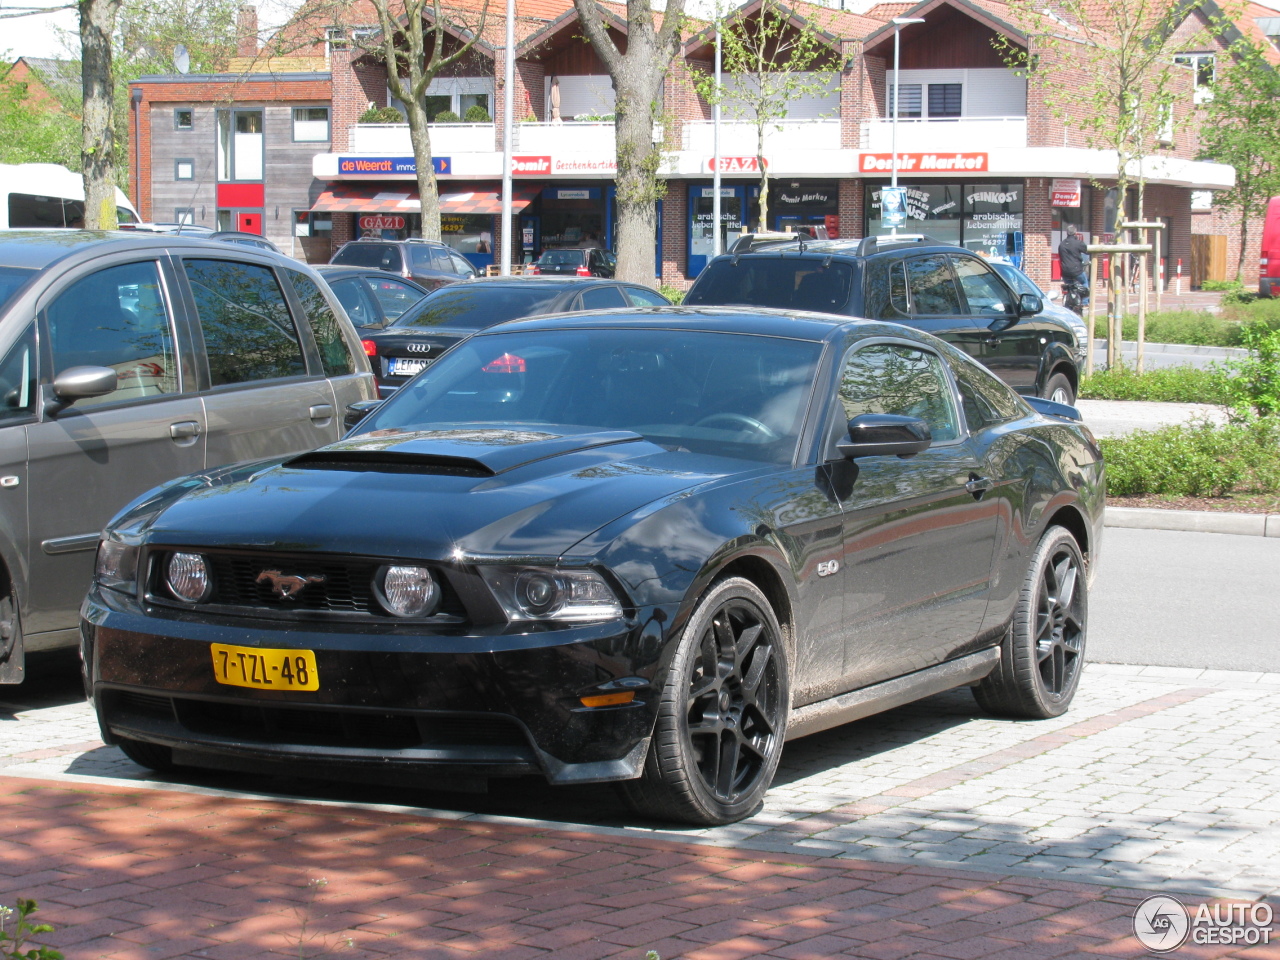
top-left (342, 0), bottom-right (489, 240)
top-left (572, 0), bottom-right (687, 284)
top-left (693, 0), bottom-right (836, 231)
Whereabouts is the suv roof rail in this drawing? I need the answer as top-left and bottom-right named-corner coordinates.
top-left (726, 232), bottom-right (807, 254)
top-left (855, 234), bottom-right (944, 256)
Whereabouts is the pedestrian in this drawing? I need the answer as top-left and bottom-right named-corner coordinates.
top-left (1059, 224), bottom-right (1089, 294)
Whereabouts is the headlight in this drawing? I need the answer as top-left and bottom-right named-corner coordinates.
top-left (479, 566), bottom-right (623, 622)
top-left (95, 539), bottom-right (140, 593)
top-left (375, 565), bottom-right (439, 618)
top-left (166, 552), bottom-right (211, 602)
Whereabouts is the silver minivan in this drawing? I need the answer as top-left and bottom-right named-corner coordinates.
top-left (0, 233), bottom-right (375, 682)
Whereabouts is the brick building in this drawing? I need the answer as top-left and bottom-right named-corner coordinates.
top-left (128, 0), bottom-right (1273, 288)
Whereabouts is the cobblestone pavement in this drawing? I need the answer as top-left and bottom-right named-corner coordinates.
top-left (7, 776), bottom-right (1278, 960)
top-left (4, 663), bottom-right (1278, 907)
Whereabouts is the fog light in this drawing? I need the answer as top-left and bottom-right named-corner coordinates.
top-left (376, 565), bottom-right (438, 617)
top-left (167, 552), bottom-right (210, 602)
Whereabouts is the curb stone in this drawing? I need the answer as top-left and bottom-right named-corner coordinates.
top-left (1104, 506), bottom-right (1280, 537)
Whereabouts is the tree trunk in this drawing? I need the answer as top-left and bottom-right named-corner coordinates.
top-left (80, 0), bottom-right (123, 230)
top-left (756, 119), bottom-right (768, 231)
top-left (612, 84), bottom-right (661, 284)
top-left (406, 99), bottom-right (441, 240)
top-left (1237, 191), bottom-right (1251, 278)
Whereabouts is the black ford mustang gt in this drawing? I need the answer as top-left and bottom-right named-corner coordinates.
top-left (82, 307), bottom-right (1104, 825)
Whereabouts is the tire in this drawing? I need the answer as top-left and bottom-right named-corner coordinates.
top-left (1042, 371), bottom-right (1076, 406)
top-left (620, 577), bottom-right (789, 825)
top-left (117, 738), bottom-right (176, 772)
top-left (973, 527), bottom-right (1087, 719)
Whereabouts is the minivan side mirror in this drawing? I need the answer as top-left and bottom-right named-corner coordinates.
top-left (44, 365), bottom-right (118, 416)
top-left (344, 399), bottom-right (383, 430)
top-left (837, 413), bottom-right (932, 460)
top-left (1018, 292), bottom-right (1043, 317)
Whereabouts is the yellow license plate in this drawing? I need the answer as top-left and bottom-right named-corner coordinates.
top-left (211, 643), bottom-right (319, 691)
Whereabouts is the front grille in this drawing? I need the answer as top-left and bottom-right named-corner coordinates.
top-left (148, 550), bottom-right (467, 621)
top-left (116, 691), bottom-right (176, 720)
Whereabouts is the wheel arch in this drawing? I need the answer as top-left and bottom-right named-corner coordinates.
top-left (1037, 342), bottom-right (1080, 396)
top-left (711, 553), bottom-right (796, 655)
top-left (1046, 503), bottom-right (1090, 560)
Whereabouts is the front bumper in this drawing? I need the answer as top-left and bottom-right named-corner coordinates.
top-left (82, 585), bottom-right (674, 786)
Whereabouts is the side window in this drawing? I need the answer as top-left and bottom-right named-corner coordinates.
top-left (889, 261), bottom-right (909, 315)
top-left (624, 286), bottom-right (670, 307)
top-left (329, 278), bottom-right (379, 327)
top-left (952, 355), bottom-right (1027, 428)
top-left (449, 253), bottom-right (474, 277)
top-left (45, 261), bottom-right (178, 407)
top-left (367, 278), bottom-right (424, 321)
top-left (287, 271), bottom-right (356, 377)
top-left (838, 343), bottom-right (959, 443)
top-left (905, 256), bottom-right (961, 315)
top-left (184, 259), bottom-right (305, 386)
top-left (579, 286), bottom-right (627, 310)
top-left (0, 324), bottom-right (36, 422)
top-left (953, 257), bottom-right (1014, 316)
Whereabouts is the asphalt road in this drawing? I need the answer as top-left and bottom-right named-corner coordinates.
top-left (1090, 527), bottom-right (1280, 670)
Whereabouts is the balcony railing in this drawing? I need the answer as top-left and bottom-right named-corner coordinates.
top-left (348, 123), bottom-right (496, 154)
top-left (859, 117), bottom-right (1027, 152)
top-left (512, 122), bottom-right (625, 154)
top-left (681, 119), bottom-right (842, 154)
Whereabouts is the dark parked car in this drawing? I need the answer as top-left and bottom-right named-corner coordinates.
top-left (529, 247), bottom-right (615, 277)
top-left (330, 239), bottom-right (478, 291)
top-left (314, 266), bottom-right (430, 331)
top-left (687, 234), bottom-right (1083, 404)
top-left (83, 306), bottom-right (1103, 824)
top-left (0, 232), bottom-right (374, 683)
top-left (362, 276), bottom-right (670, 395)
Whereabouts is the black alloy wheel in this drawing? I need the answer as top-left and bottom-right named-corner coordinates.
top-left (622, 577), bottom-right (789, 825)
top-left (973, 526), bottom-right (1087, 719)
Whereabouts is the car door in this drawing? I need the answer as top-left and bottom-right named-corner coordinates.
top-left (951, 255), bottom-right (1040, 392)
top-left (0, 325), bottom-right (34, 679)
top-left (24, 257), bottom-right (207, 638)
top-left (577, 285), bottom-right (628, 310)
top-left (178, 256), bottom-right (340, 469)
top-left (828, 338), bottom-right (999, 690)
top-left (896, 255), bottom-right (991, 360)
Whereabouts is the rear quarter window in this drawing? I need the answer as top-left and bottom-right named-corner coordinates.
top-left (333, 243), bottom-right (402, 272)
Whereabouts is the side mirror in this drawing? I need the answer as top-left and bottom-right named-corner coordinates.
top-left (44, 365), bottom-right (118, 416)
top-left (837, 413), bottom-right (932, 460)
top-left (1018, 292), bottom-right (1043, 317)
top-left (344, 399), bottom-right (383, 430)
top-left (1046, 288), bottom-right (1060, 301)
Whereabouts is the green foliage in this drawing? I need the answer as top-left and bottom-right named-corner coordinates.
top-left (0, 898), bottom-right (63, 959)
top-left (462, 104), bottom-right (490, 123)
top-left (431, 110), bottom-right (460, 123)
top-left (658, 284), bottom-right (686, 304)
top-left (1201, 279), bottom-right (1257, 304)
top-left (1101, 418), bottom-right (1280, 496)
top-left (1089, 310), bottom-right (1246, 346)
top-left (1221, 320), bottom-right (1280, 418)
top-left (0, 81), bottom-right (79, 168)
top-left (1080, 365), bottom-right (1232, 404)
top-left (359, 106), bottom-right (403, 123)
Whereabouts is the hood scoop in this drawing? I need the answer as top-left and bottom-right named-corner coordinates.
top-left (285, 427), bottom-right (645, 477)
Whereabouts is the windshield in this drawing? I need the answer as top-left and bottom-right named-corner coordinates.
top-left (360, 328), bottom-right (823, 464)
top-left (537, 250), bottom-right (587, 265)
top-left (332, 243), bottom-right (402, 271)
top-left (686, 259), bottom-right (854, 313)
top-left (0, 266), bottom-right (36, 312)
top-left (393, 285), bottom-right (561, 330)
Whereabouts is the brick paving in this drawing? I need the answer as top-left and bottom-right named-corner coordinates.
top-left (1, 777), bottom-right (1276, 959)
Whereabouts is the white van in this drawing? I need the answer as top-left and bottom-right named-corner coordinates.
top-left (0, 163), bottom-right (140, 229)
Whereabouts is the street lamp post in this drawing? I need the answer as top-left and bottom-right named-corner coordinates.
top-left (889, 16), bottom-right (924, 235)
top-left (712, 17), bottom-right (722, 258)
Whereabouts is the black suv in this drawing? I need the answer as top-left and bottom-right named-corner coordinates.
top-left (330, 239), bottom-right (478, 291)
top-left (686, 234), bottom-right (1082, 404)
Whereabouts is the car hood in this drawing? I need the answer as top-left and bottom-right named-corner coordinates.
top-left (141, 426), bottom-right (754, 560)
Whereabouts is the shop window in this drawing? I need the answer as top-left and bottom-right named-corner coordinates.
top-left (174, 107), bottom-right (193, 130)
top-left (292, 107), bottom-right (330, 142)
top-left (928, 84), bottom-right (962, 118)
top-left (217, 109), bottom-right (264, 181)
top-left (175, 159), bottom-right (194, 180)
top-left (887, 83), bottom-right (922, 119)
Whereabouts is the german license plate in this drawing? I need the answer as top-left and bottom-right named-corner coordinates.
top-left (388, 357), bottom-right (429, 377)
top-left (211, 643), bottom-right (319, 691)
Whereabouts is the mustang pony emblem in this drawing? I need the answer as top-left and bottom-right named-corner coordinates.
top-left (256, 569), bottom-right (326, 599)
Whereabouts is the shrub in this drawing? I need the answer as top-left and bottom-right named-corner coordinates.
top-left (1101, 418), bottom-right (1280, 497)
top-left (463, 105), bottom-right (491, 123)
top-left (1080, 364), bottom-right (1232, 404)
top-left (358, 106), bottom-right (402, 123)
top-left (432, 110), bottom-right (460, 123)
top-left (0, 898), bottom-right (62, 959)
top-left (1090, 310), bottom-right (1245, 346)
top-left (658, 284), bottom-right (685, 305)
top-left (1221, 320), bottom-right (1280, 418)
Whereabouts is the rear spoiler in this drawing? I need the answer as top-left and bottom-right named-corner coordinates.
top-left (1024, 395), bottom-right (1082, 421)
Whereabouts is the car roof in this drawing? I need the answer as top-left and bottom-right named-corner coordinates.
top-left (478, 305), bottom-right (918, 343)
top-left (0, 230), bottom-right (283, 271)
top-left (314, 265), bottom-right (421, 282)
top-left (438, 276), bottom-right (623, 289)
top-left (714, 236), bottom-right (979, 265)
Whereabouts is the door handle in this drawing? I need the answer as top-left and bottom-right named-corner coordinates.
top-left (309, 404), bottom-right (334, 421)
top-left (170, 420), bottom-right (201, 440)
top-left (965, 473), bottom-right (993, 499)
top-left (985, 337), bottom-right (1002, 346)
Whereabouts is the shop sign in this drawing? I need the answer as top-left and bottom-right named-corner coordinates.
top-left (707, 156), bottom-right (765, 173)
top-left (1051, 178), bottom-right (1082, 207)
top-left (859, 152), bottom-right (988, 173)
top-left (359, 215), bottom-right (406, 230)
top-left (512, 155), bottom-right (617, 175)
top-left (338, 156), bottom-right (450, 175)
top-left (778, 191), bottom-right (830, 205)
top-left (554, 189), bottom-right (593, 199)
top-left (699, 187), bottom-right (736, 198)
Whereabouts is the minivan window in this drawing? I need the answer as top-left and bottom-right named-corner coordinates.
top-left (332, 243), bottom-right (403, 272)
top-left (0, 323), bottom-right (36, 421)
top-left (287, 270), bottom-right (356, 376)
top-left (184, 259), bottom-right (306, 385)
top-left (46, 260), bottom-right (179, 406)
top-left (686, 259), bottom-right (854, 312)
